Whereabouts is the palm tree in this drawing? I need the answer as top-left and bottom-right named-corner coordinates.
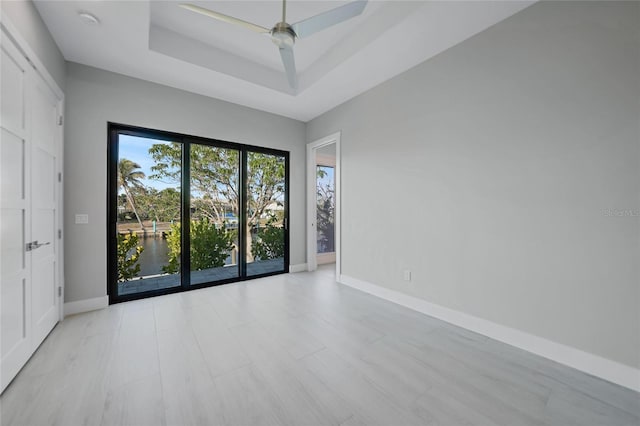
top-left (118, 158), bottom-right (146, 230)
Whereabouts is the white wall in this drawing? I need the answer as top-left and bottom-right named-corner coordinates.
top-left (65, 62), bottom-right (306, 303)
top-left (307, 1), bottom-right (640, 369)
top-left (0, 0), bottom-right (65, 91)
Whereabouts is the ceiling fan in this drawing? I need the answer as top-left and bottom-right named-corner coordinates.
top-left (180, 0), bottom-right (368, 90)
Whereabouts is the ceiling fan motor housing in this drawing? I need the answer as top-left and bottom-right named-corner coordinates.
top-left (271, 22), bottom-right (296, 48)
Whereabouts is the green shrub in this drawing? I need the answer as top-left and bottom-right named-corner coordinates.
top-left (163, 223), bottom-right (181, 274)
top-left (163, 218), bottom-right (234, 273)
top-left (117, 233), bottom-right (144, 282)
top-left (251, 219), bottom-right (284, 260)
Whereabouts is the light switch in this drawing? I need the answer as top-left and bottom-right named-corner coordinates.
top-left (75, 214), bottom-right (89, 224)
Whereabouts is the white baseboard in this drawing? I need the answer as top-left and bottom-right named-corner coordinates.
top-left (289, 263), bottom-right (308, 273)
top-left (64, 296), bottom-right (109, 317)
top-left (338, 274), bottom-right (640, 393)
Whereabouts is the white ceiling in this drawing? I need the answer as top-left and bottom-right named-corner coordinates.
top-left (34, 0), bottom-right (534, 121)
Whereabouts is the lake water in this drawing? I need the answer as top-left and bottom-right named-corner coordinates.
top-left (139, 237), bottom-right (170, 276)
top-left (137, 237), bottom-right (235, 277)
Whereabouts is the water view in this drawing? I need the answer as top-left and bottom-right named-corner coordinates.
top-left (115, 133), bottom-right (286, 297)
top-left (134, 229), bottom-right (242, 277)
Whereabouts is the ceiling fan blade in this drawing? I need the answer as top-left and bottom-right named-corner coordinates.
top-left (291, 0), bottom-right (367, 39)
top-left (180, 4), bottom-right (270, 34)
top-left (279, 47), bottom-right (298, 90)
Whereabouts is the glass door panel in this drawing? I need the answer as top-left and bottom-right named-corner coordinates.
top-left (246, 151), bottom-right (287, 276)
top-left (116, 135), bottom-right (181, 296)
top-left (189, 144), bottom-right (240, 285)
top-left (316, 165), bottom-right (335, 254)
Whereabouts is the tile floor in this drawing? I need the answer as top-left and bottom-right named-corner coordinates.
top-left (1, 265), bottom-right (638, 426)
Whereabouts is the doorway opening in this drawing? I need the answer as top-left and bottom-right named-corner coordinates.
top-left (316, 145), bottom-right (336, 265)
top-left (108, 123), bottom-right (289, 304)
top-left (307, 132), bottom-right (341, 276)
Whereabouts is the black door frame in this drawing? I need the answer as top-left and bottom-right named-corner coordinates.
top-left (107, 122), bottom-right (290, 304)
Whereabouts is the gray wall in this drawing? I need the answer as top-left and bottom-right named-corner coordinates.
top-left (1, 0), bottom-right (65, 90)
top-left (65, 62), bottom-right (306, 303)
top-left (307, 1), bottom-right (640, 369)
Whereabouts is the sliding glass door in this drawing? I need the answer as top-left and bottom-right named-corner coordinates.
top-left (113, 134), bottom-right (182, 297)
top-left (188, 144), bottom-right (240, 285)
top-left (108, 124), bottom-right (289, 303)
top-left (246, 151), bottom-right (287, 277)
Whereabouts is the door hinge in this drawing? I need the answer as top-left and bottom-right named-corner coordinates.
top-left (58, 287), bottom-right (62, 297)
top-left (58, 229), bottom-right (62, 239)
top-left (58, 172), bottom-right (62, 182)
top-left (58, 116), bottom-right (63, 126)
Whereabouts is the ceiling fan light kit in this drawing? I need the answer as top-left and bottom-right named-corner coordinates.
top-left (271, 23), bottom-right (296, 49)
top-left (180, 0), bottom-right (368, 92)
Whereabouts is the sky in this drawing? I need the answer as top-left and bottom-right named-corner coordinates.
top-left (119, 134), bottom-right (178, 191)
top-left (317, 164), bottom-right (334, 190)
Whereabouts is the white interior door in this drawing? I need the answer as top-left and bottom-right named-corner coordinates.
top-left (1, 33), bottom-right (33, 393)
top-left (30, 69), bottom-right (60, 346)
top-left (1, 31), bottom-right (62, 393)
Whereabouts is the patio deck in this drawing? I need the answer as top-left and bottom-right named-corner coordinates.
top-left (118, 258), bottom-right (285, 295)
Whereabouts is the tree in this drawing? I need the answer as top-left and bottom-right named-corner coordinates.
top-left (162, 218), bottom-right (235, 274)
top-left (118, 158), bottom-right (146, 230)
top-left (246, 152), bottom-right (285, 261)
top-left (149, 144), bottom-right (285, 262)
top-left (133, 186), bottom-right (181, 223)
top-left (117, 233), bottom-right (144, 281)
top-left (153, 188), bottom-right (182, 222)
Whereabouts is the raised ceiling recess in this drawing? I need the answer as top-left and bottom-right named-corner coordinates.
top-left (34, 1), bottom-right (534, 121)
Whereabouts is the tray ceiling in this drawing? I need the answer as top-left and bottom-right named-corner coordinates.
top-left (34, 1), bottom-right (534, 121)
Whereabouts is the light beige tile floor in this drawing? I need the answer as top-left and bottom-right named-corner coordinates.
top-left (1, 265), bottom-right (639, 425)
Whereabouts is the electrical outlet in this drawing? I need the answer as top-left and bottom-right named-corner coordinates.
top-left (403, 270), bottom-right (411, 281)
